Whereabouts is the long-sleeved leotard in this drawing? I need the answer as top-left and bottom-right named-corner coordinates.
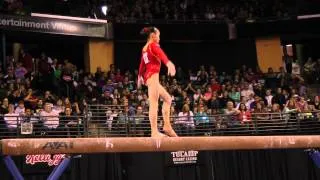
top-left (138, 42), bottom-right (170, 83)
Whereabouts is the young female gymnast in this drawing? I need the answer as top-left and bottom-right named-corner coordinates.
top-left (137, 26), bottom-right (178, 137)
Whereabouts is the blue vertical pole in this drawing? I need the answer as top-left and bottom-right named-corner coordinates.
top-left (47, 157), bottom-right (71, 180)
top-left (308, 150), bottom-right (320, 168)
top-left (3, 156), bottom-right (24, 180)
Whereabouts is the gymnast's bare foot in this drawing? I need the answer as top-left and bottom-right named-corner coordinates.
top-left (163, 126), bottom-right (178, 137)
top-left (151, 131), bottom-right (168, 138)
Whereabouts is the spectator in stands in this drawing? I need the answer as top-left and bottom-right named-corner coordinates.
top-left (15, 62), bottom-right (27, 79)
top-left (19, 49), bottom-right (33, 73)
top-left (72, 102), bottom-right (81, 115)
top-left (249, 95), bottom-right (261, 110)
top-left (64, 97), bottom-right (72, 109)
top-left (24, 88), bottom-right (38, 109)
top-left (272, 88), bottom-right (286, 109)
top-left (276, 67), bottom-right (285, 87)
top-left (194, 105), bottom-right (210, 135)
top-left (60, 107), bottom-right (81, 137)
top-left (313, 96), bottom-right (320, 110)
top-left (49, 99), bottom-right (65, 114)
top-left (175, 104), bottom-right (195, 135)
top-left (229, 86), bottom-right (240, 104)
top-left (193, 88), bottom-right (203, 103)
top-left (220, 91), bottom-right (234, 109)
top-left (224, 101), bottom-right (240, 126)
top-left (132, 105), bottom-right (146, 136)
top-left (0, 98), bottom-right (9, 114)
top-left (252, 102), bottom-right (269, 120)
top-left (4, 104), bottom-right (20, 130)
top-left (203, 86), bottom-right (213, 102)
top-left (292, 60), bottom-right (301, 76)
top-left (210, 78), bottom-right (221, 92)
top-left (296, 96), bottom-right (308, 111)
top-left (284, 98), bottom-right (299, 113)
top-left (270, 103), bottom-right (283, 124)
top-left (238, 102), bottom-right (252, 124)
top-left (99, 90), bottom-right (113, 105)
top-left (265, 89), bottom-right (273, 108)
top-left (265, 67), bottom-right (278, 89)
top-left (43, 91), bottom-right (55, 104)
top-left (14, 100), bottom-right (25, 115)
top-left (184, 81), bottom-right (196, 95)
top-left (8, 89), bottom-right (23, 105)
top-left (40, 102), bottom-right (60, 130)
top-left (170, 106), bottom-right (178, 117)
top-left (105, 108), bottom-right (115, 131)
top-left (197, 65), bottom-right (209, 85)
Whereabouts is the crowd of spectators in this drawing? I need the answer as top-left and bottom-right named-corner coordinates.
top-left (0, 47), bottom-right (320, 137)
top-left (103, 0), bottom-right (294, 23)
top-left (1, 0), bottom-right (295, 23)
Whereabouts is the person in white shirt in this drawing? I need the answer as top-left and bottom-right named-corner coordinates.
top-left (14, 100), bottom-right (25, 115)
top-left (4, 104), bottom-right (20, 129)
top-left (292, 61), bottom-right (301, 75)
top-left (241, 83), bottom-right (255, 100)
top-left (265, 89), bottom-right (273, 107)
top-left (193, 88), bottom-right (203, 102)
top-left (175, 104), bottom-right (195, 135)
top-left (40, 103), bottom-right (60, 129)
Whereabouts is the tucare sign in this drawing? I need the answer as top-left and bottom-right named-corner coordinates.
top-left (0, 14), bottom-right (110, 38)
top-left (170, 150), bottom-right (199, 164)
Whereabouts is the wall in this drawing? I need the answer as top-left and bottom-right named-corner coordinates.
top-left (86, 40), bottom-right (114, 73)
top-left (255, 36), bottom-right (283, 72)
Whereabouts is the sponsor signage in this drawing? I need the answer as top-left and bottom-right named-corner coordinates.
top-left (25, 154), bottom-right (66, 166)
top-left (0, 14), bottom-right (109, 38)
top-left (169, 150), bottom-right (199, 165)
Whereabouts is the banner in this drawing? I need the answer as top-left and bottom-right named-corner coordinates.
top-left (166, 150), bottom-right (200, 165)
top-left (0, 14), bottom-right (110, 38)
top-left (25, 154), bottom-right (66, 166)
top-left (21, 154), bottom-right (66, 173)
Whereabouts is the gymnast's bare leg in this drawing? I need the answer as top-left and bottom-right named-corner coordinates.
top-left (146, 73), bottom-right (167, 137)
top-left (158, 84), bottom-right (178, 137)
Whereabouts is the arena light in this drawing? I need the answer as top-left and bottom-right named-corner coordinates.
top-left (101, 5), bottom-right (108, 16)
top-left (31, 13), bottom-right (108, 23)
top-left (297, 14), bottom-right (320, 20)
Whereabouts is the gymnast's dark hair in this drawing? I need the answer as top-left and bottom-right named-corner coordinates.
top-left (140, 26), bottom-right (157, 39)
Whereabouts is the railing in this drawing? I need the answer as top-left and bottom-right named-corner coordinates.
top-left (1, 106), bottom-right (320, 138)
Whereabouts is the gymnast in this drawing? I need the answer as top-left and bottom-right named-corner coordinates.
top-left (137, 26), bottom-right (178, 137)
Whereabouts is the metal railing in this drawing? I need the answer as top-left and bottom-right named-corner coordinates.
top-left (0, 106), bottom-right (320, 138)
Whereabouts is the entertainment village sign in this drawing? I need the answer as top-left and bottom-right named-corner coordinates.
top-left (0, 14), bottom-right (110, 38)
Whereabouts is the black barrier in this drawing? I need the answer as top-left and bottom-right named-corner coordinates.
top-left (0, 104), bottom-right (320, 139)
top-left (0, 14), bottom-right (112, 39)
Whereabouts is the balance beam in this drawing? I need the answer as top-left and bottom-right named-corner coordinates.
top-left (1, 136), bottom-right (320, 156)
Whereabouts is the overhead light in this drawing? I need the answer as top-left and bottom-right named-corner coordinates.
top-left (286, 44), bottom-right (292, 47)
top-left (101, 5), bottom-right (108, 16)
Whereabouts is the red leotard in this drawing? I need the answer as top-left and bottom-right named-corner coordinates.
top-left (138, 42), bottom-right (170, 83)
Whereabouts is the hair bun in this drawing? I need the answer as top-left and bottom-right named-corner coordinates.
top-left (140, 27), bottom-right (150, 35)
